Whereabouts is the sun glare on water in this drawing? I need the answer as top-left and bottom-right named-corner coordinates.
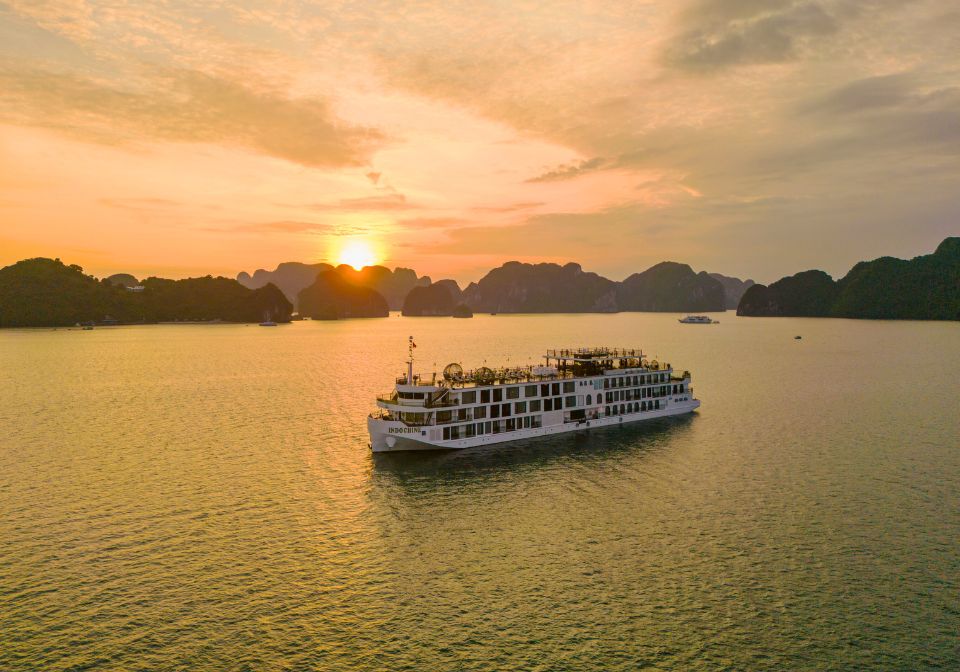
top-left (336, 240), bottom-right (379, 270)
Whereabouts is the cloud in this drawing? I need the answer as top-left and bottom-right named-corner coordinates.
top-left (299, 194), bottom-right (416, 211)
top-left (0, 65), bottom-right (385, 167)
top-left (469, 201), bottom-right (545, 213)
top-left (394, 217), bottom-right (470, 229)
top-left (800, 72), bottom-right (929, 116)
top-left (662, 0), bottom-right (839, 71)
top-left (525, 158), bottom-right (611, 183)
top-left (204, 220), bottom-right (370, 236)
top-left (98, 197), bottom-right (182, 210)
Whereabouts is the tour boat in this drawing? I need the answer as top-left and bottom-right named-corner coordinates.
top-left (678, 315), bottom-right (718, 324)
top-left (368, 339), bottom-right (700, 452)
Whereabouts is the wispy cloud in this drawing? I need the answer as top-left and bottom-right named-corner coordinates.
top-left (204, 220), bottom-right (370, 236)
top-left (297, 194), bottom-right (416, 212)
top-left (661, 1), bottom-right (839, 72)
top-left (525, 158), bottom-right (611, 183)
top-left (0, 66), bottom-right (385, 167)
top-left (469, 201), bottom-right (545, 213)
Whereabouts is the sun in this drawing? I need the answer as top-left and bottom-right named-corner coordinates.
top-left (336, 239), bottom-right (379, 270)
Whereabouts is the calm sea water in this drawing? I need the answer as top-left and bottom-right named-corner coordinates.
top-left (1, 314), bottom-right (958, 671)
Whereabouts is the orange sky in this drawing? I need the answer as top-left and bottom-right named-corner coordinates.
top-left (1, 1), bottom-right (957, 285)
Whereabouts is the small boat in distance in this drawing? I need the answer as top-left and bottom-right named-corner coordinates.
top-left (678, 315), bottom-right (718, 324)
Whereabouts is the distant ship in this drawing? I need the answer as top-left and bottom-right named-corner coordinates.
top-left (678, 315), bottom-right (718, 324)
top-left (368, 340), bottom-right (700, 452)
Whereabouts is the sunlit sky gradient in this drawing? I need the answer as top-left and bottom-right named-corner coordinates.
top-left (1, 1), bottom-right (957, 284)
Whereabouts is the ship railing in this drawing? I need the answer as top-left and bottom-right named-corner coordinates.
top-left (437, 368), bottom-right (577, 388)
top-left (377, 392), bottom-right (398, 404)
top-left (546, 347), bottom-right (645, 359)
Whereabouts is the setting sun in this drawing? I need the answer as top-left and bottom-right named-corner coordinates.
top-left (336, 240), bottom-right (379, 270)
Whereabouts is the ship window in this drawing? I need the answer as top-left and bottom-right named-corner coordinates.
top-left (544, 398), bottom-right (553, 412)
top-left (485, 422), bottom-right (492, 434)
top-left (457, 409), bottom-right (468, 421)
top-left (465, 424), bottom-right (476, 438)
top-left (529, 400), bottom-right (541, 412)
top-left (462, 391), bottom-right (476, 404)
top-left (443, 427), bottom-right (450, 440)
top-left (603, 379), bottom-right (609, 389)
top-left (480, 389), bottom-right (490, 403)
top-left (493, 389), bottom-right (503, 402)
top-left (525, 385), bottom-right (538, 397)
top-left (515, 401), bottom-right (526, 414)
top-left (587, 394), bottom-right (592, 405)
top-left (502, 403), bottom-right (511, 417)
top-left (620, 404), bottom-right (625, 414)
top-left (551, 383), bottom-right (560, 396)
top-left (474, 406), bottom-right (487, 419)
top-left (490, 405), bottom-right (500, 418)
top-left (655, 400), bottom-right (660, 409)
top-left (506, 419), bottom-right (515, 431)
top-left (541, 383), bottom-right (549, 396)
top-left (563, 381), bottom-right (574, 393)
top-left (492, 422), bottom-right (501, 434)
top-left (506, 387), bottom-right (519, 399)
top-left (565, 396), bottom-right (576, 407)
top-left (524, 416), bottom-right (531, 428)
top-left (532, 415), bottom-right (542, 428)
top-left (555, 397), bottom-right (564, 409)
top-left (450, 426), bottom-right (460, 439)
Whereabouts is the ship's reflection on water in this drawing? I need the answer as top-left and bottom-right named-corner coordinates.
top-left (370, 414), bottom-right (696, 488)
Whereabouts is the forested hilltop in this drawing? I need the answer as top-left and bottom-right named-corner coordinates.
top-left (737, 237), bottom-right (960, 320)
top-left (0, 258), bottom-right (292, 327)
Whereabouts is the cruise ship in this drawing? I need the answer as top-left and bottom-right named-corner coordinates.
top-left (368, 339), bottom-right (700, 452)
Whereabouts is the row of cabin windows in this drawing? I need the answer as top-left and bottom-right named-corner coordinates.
top-left (604, 373), bottom-right (668, 389)
top-left (441, 396), bottom-right (579, 423)
top-left (605, 384), bottom-right (682, 403)
top-left (456, 379), bottom-right (676, 405)
top-left (459, 381), bottom-right (578, 405)
top-left (605, 400), bottom-right (660, 415)
top-left (444, 415), bottom-right (543, 440)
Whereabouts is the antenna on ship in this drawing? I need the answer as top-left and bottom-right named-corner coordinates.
top-left (407, 335), bottom-right (415, 383)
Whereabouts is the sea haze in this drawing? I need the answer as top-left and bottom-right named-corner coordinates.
top-left (1, 314), bottom-right (958, 671)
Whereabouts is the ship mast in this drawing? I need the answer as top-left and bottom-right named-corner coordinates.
top-left (407, 335), bottom-right (414, 384)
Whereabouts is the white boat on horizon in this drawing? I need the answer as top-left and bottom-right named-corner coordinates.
top-left (368, 339), bottom-right (700, 452)
top-left (678, 315), bottom-right (718, 324)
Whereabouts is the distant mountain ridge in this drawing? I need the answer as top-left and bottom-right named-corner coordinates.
top-left (709, 273), bottom-right (755, 309)
top-left (0, 258), bottom-right (291, 327)
top-left (298, 270), bottom-right (389, 319)
top-left (462, 260), bottom-right (728, 313)
top-left (238, 262), bottom-right (429, 310)
top-left (737, 237), bottom-right (960, 320)
top-left (237, 257), bottom-right (752, 316)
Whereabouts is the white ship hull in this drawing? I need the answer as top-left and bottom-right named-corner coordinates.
top-left (369, 398), bottom-right (700, 452)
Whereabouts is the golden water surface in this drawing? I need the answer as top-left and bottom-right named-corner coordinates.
top-left (1, 313), bottom-right (958, 670)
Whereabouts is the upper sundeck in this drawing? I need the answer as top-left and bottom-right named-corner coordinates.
top-left (393, 346), bottom-right (673, 391)
top-left (396, 365), bottom-right (575, 389)
top-left (545, 347), bottom-right (645, 362)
